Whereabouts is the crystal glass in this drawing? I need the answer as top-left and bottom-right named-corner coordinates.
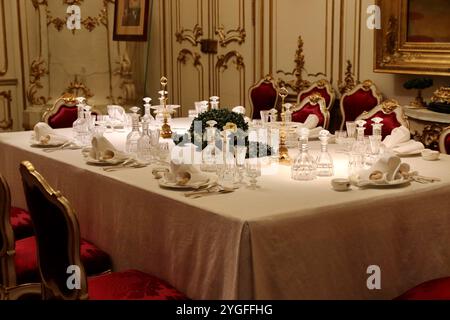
top-left (348, 120), bottom-right (367, 176)
top-left (188, 109), bottom-right (198, 120)
top-left (150, 128), bottom-right (161, 162)
top-left (137, 120), bottom-right (152, 163)
top-left (201, 120), bottom-right (220, 172)
top-left (335, 130), bottom-right (347, 145)
top-left (235, 146), bottom-right (247, 185)
top-left (260, 111), bottom-right (270, 124)
top-left (316, 130), bottom-right (334, 177)
top-left (291, 128), bottom-right (317, 181)
top-left (346, 121), bottom-right (357, 139)
top-left (158, 141), bottom-right (170, 163)
top-left (269, 108), bottom-right (278, 122)
top-left (94, 116), bottom-right (107, 136)
top-left (126, 107), bottom-right (141, 154)
top-left (246, 158), bottom-right (261, 190)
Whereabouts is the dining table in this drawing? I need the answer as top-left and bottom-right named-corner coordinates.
top-left (1, 118), bottom-right (450, 300)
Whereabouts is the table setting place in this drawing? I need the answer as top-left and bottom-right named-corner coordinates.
top-left (26, 80), bottom-right (444, 201)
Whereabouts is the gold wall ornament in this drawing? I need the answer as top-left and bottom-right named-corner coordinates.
top-left (175, 24), bottom-right (203, 46)
top-left (0, 90), bottom-right (12, 130)
top-left (338, 60), bottom-right (357, 95)
top-left (413, 124), bottom-right (444, 151)
top-left (215, 25), bottom-right (246, 47)
top-left (27, 57), bottom-right (50, 106)
top-left (65, 75), bottom-right (94, 99)
top-left (431, 87), bottom-right (450, 105)
top-left (113, 52), bottom-right (136, 106)
top-left (277, 36), bottom-right (312, 94)
top-left (375, 0), bottom-right (450, 76)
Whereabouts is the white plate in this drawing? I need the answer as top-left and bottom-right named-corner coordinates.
top-left (30, 142), bottom-right (66, 148)
top-left (350, 175), bottom-right (411, 188)
top-left (85, 158), bottom-right (126, 166)
top-left (158, 178), bottom-right (212, 190)
top-left (394, 150), bottom-right (425, 157)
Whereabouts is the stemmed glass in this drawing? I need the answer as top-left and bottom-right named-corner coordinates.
top-left (246, 158), bottom-right (261, 190)
top-left (235, 146), bottom-right (247, 186)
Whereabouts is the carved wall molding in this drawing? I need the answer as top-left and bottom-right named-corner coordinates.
top-left (0, 0), bottom-right (8, 76)
top-left (338, 60), bottom-right (357, 95)
top-left (277, 36), bottom-right (312, 94)
top-left (176, 48), bottom-right (204, 107)
top-left (65, 75), bottom-right (93, 99)
top-left (0, 90), bottom-right (12, 129)
top-left (215, 51), bottom-right (245, 105)
top-left (175, 0), bottom-right (204, 46)
top-left (27, 56), bottom-right (50, 106)
top-left (113, 51), bottom-right (136, 106)
top-left (214, 0), bottom-right (246, 47)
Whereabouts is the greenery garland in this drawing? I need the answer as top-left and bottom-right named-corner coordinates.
top-left (173, 109), bottom-right (272, 158)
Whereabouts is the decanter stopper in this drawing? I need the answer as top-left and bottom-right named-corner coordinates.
top-left (210, 96), bottom-right (220, 110)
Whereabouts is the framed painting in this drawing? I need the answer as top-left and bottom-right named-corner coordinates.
top-left (375, 0), bottom-right (450, 76)
top-left (113, 0), bottom-right (150, 41)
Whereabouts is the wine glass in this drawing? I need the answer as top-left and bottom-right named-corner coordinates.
top-left (246, 159), bottom-right (261, 190)
top-left (235, 146), bottom-right (247, 186)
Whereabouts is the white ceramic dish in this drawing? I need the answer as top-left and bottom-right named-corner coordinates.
top-left (158, 178), bottom-right (211, 190)
top-left (350, 175), bottom-right (410, 188)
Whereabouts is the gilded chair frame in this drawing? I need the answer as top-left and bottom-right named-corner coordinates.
top-left (0, 173), bottom-right (41, 300)
top-left (41, 93), bottom-right (78, 124)
top-left (340, 80), bottom-right (383, 130)
top-left (439, 126), bottom-right (450, 155)
top-left (292, 93), bottom-right (330, 129)
top-left (297, 79), bottom-right (335, 110)
top-left (248, 75), bottom-right (280, 119)
top-left (20, 161), bottom-right (88, 300)
top-left (356, 99), bottom-right (409, 129)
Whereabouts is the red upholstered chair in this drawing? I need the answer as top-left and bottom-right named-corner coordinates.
top-left (396, 277), bottom-right (450, 300)
top-left (340, 80), bottom-right (383, 130)
top-left (292, 93), bottom-right (330, 129)
top-left (297, 79), bottom-right (335, 111)
top-left (19, 161), bottom-right (187, 300)
top-left (42, 94), bottom-right (79, 129)
top-left (0, 172), bottom-right (112, 289)
top-left (249, 75), bottom-right (279, 119)
top-left (439, 126), bottom-right (450, 155)
top-left (10, 207), bottom-right (33, 240)
top-left (356, 99), bottom-right (409, 139)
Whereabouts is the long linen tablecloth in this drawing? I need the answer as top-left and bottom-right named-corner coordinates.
top-left (1, 124), bottom-right (450, 300)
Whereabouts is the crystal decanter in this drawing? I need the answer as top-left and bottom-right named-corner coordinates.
top-left (142, 97), bottom-right (154, 123)
top-left (284, 103), bottom-right (293, 123)
top-left (201, 120), bottom-right (220, 172)
top-left (291, 128), bottom-right (317, 181)
top-left (126, 106), bottom-right (142, 154)
top-left (348, 119), bottom-right (367, 176)
top-left (316, 130), bottom-right (334, 177)
top-left (137, 119), bottom-right (152, 163)
top-left (367, 117), bottom-right (384, 166)
top-left (210, 96), bottom-right (220, 110)
top-left (73, 97), bottom-right (86, 142)
top-left (218, 129), bottom-right (236, 189)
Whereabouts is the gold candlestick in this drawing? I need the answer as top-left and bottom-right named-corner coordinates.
top-left (278, 87), bottom-right (291, 165)
top-left (159, 77), bottom-right (173, 139)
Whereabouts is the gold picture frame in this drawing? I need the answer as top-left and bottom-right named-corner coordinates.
top-left (113, 0), bottom-right (150, 41)
top-left (374, 0), bottom-right (450, 76)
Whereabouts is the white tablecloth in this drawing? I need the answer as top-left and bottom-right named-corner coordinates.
top-left (1, 120), bottom-right (450, 300)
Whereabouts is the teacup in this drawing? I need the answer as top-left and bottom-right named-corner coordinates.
top-left (421, 149), bottom-right (440, 161)
top-left (331, 179), bottom-right (351, 192)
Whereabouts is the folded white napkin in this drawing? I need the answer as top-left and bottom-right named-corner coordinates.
top-left (232, 106), bottom-right (246, 114)
top-left (359, 154), bottom-right (402, 182)
top-left (392, 140), bottom-right (425, 154)
top-left (87, 136), bottom-right (128, 161)
top-left (107, 105), bottom-right (126, 122)
top-left (302, 114), bottom-right (320, 129)
top-left (33, 122), bottom-right (69, 145)
top-left (165, 161), bottom-right (209, 186)
top-left (383, 126), bottom-right (410, 148)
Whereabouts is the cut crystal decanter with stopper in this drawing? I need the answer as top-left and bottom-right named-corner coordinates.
top-left (126, 106), bottom-right (142, 154)
top-left (316, 130), bottom-right (334, 177)
top-left (73, 97), bottom-right (87, 142)
top-left (218, 129), bottom-right (237, 189)
top-left (142, 97), bottom-right (154, 123)
top-left (291, 127), bottom-right (317, 181)
top-left (348, 119), bottom-right (367, 176)
top-left (201, 120), bottom-right (220, 172)
top-left (367, 117), bottom-right (384, 166)
top-left (210, 96), bottom-right (220, 110)
top-left (137, 119), bottom-right (152, 163)
top-left (284, 103), bottom-right (293, 123)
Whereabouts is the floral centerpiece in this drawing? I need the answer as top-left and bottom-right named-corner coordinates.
top-left (173, 109), bottom-right (272, 158)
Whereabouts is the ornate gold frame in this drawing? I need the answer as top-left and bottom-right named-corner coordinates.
top-left (439, 126), bottom-right (450, 154)
top-left (375, 0), bottom-right (450, 76)
top-left (292, 93), bottom-right (330, 129)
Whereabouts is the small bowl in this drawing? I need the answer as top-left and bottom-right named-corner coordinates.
top-left (331, 178), bottom-right (351, 192)
top-left (421, 149), bottom-right (440, 161)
